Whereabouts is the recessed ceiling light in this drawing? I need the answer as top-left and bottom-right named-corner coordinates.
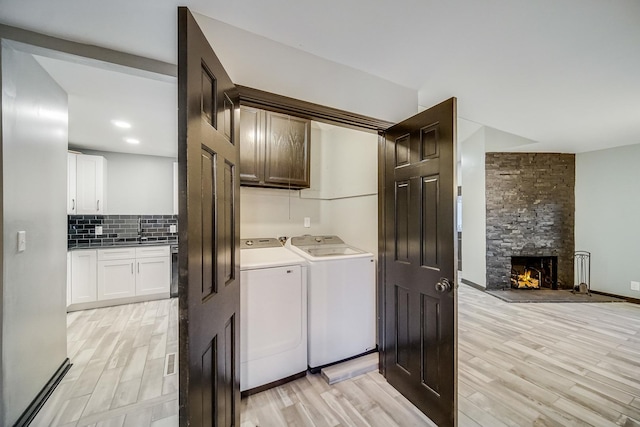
top-left (124, 137), bottom-right (140, 144)
top-left (112, 120), bottom-right (131, 129)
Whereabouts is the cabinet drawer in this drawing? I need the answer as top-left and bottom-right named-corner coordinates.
top-left (135, 245), bottom-right (170, 258)
top-left (98, 247), bottom-right (136, 261)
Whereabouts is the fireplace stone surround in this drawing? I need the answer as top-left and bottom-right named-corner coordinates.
top-left (485, 153), bottom-right (575, 290)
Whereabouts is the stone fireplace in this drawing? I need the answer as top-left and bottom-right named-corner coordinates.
top-left (485, 153), bottom-right (575, 290)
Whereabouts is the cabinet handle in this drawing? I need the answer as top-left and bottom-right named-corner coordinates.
top-left (131, 263), bottom-right (133, 274)
top-left (72, 199), bottom-right (75, 210)
top-left (97, 200), bottom-right (100, 211)
top-left (137, 262), bottom-right (140, 274)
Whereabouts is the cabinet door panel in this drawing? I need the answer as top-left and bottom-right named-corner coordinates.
top-left (71, 250), bottom-right (97, 304)
top-left (239, 106), bottom-right (262, 184)
top-left (67, 153), bottom-right (77, 214)
top-left (136, 256), bottom-right (170, 295)
top-left (97, 259), bottom-right (136, 300)
top-left (76, 155), bottom-right (106, 214)
top-left (265, 112), bottom-right (310, 188)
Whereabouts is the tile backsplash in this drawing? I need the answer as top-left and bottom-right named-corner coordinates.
top-left (68, 215), bottom-right (178, 248)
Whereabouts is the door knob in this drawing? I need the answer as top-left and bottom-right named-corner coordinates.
top-left (435, 278), bottom-right (452, 293)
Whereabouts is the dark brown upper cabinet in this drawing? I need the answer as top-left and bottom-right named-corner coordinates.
top-left (240, 106), bottom-right (311, 189)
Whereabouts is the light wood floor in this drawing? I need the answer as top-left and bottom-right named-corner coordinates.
top-left (33, 285), bottom-right (640, 426)
top-left (458, 284), bottom-right (640, 427)
top-left (31, 299), bottom-right (179, 427)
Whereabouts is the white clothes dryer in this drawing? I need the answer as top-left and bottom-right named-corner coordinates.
top-left (240, 238), bottom-right (308, 393)
top-left (286, 235), bottom-right (376, 372)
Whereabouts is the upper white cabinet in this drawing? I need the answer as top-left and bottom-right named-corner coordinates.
top-left (73, 154), bottom-right (107, 214)
top-left (67, 153), bottom-right (77, 214)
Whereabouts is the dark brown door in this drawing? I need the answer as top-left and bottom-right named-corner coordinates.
top-left (178, 7), bottom-right (240, 426)
top-left (381, 98), bottom-right (457, 427)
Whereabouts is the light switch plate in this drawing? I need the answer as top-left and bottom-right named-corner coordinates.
top-left (631, 281), bottom-right (640, 291)
top-left (304, 217), bottom-right (311, 228)
top-left (169, 224), bottom-right (177, 233)
top-left (95, 226), bottom-right (103, 236)
top-left (17, 231), bottom-right (26, 252)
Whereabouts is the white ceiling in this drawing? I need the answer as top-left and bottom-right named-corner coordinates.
top-left (2, 0), bottom-right (640, 154)
top-left (33, 56), bottom-right (178, 158)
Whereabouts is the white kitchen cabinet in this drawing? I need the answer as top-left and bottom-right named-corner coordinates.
top-left (67, 252), bottom-right (72, 307)
top-left (135, 246), bottom-right (170, 296)
top-left (67, 153), bottom-right (77, 214)
top-left (136, 256), bottom-right (170, 295)
top-left (76, 154), bottom-right (107, 214)
top-left (70, 249), bottom-right (97, 304)
top-left (69, 245), bottom-right (170, 310)
top-left (135, 245), bottom-right (170, 258)
top-left (97, 248), bottom-right (136, 301)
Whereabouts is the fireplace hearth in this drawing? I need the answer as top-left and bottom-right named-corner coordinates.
top-left (510, 256), bottom-right (558, 290)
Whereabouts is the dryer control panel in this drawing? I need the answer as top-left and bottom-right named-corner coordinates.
top-left (290, 235), bottom-right (345, 246)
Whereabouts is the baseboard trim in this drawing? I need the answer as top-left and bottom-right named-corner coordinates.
top-left (460, 279), bottom-right (486, 292)
top-left (67, 293), bottom-right (169, 312)
top-left (241, 370), bottom-right (307, 398)
top-left (13, 358), bottom-right (71, 427)
top-left (591, 290), bottom-right (640, 305)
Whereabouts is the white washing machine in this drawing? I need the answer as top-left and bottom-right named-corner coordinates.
top-left (240, 238), bottom-right (308, 393)
top-left (286, 235), bottom-right (376, 371)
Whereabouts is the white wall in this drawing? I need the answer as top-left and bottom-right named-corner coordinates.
top-left (193, 14), bottom-right (418, 124)
top-left (576, 143), bottom-right (640, 298)
top-left (460, 128), bottom-right (487, 287)
top-left (301, 124), bottom-right (377, 200)
top-left (1, 42), bottom-right (68, 426)
top-left (240, 187), bottom-right (331, 240)
top-left (328, 196), bottom-right (378, 257)
top-left (78, 150), bottom-right (176, 215)
top-left (301, 123), bottom-right (378, 255)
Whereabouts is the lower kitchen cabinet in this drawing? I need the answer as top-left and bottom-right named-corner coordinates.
top-left (97, 247), bottom-right (136, 301)
top-left (69, 245), bottom-right (170, 309)
top-left (67, 252), bottom-right (72, 307)
top-left (71, 249), bottom-right (97, 304)
top-left (135, 246), bottom-right (170, 296)
top-left (136, 256), bottom-right (170, 295)
top-left (98, 258), bottom-right (136, 300)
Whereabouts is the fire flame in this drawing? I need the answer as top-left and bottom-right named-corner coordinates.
top-left (515, 269), bottom-right (539, 289)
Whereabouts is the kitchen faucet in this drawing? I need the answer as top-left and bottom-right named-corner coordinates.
top-left (138, 217), bottom-right (146, 241)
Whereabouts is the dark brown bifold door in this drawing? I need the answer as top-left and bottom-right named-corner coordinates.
top-left (381, 98), bottom-right (457, 427)
top-left (178, 7), bottom-right (241, 426)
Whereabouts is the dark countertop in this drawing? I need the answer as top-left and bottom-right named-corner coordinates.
top-left (68, 239), bottom-right (177, 251)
